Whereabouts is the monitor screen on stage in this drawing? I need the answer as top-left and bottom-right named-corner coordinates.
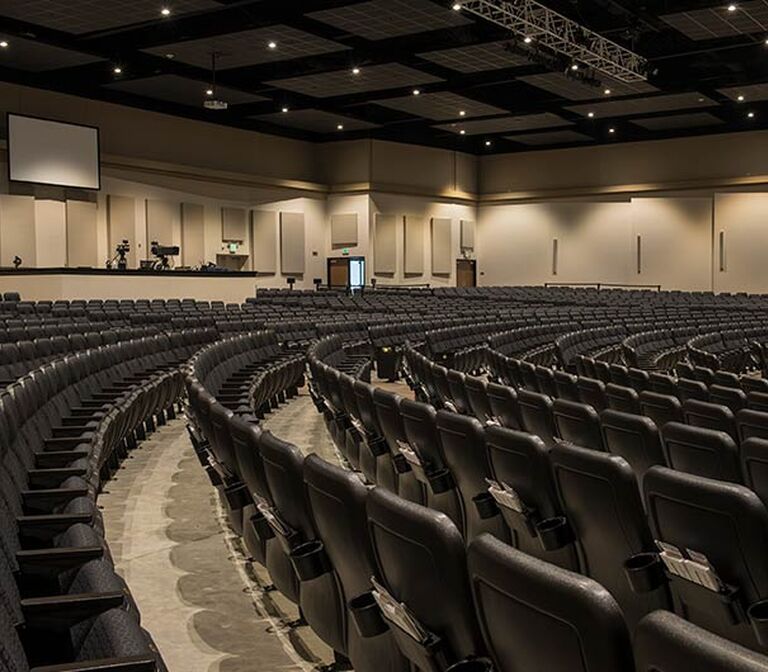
top-left (7, 113), bottom-right (100, 190)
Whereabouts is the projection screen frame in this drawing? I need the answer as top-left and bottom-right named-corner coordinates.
top-left (7, 112), bottom-right (101, 191)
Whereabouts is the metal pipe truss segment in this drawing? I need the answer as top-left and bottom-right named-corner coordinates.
top-left (458, 0), bottom-right (649, 83)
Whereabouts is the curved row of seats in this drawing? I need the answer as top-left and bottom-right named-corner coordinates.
top-left (0, 329), bottom-right (217, 671)
top-left (305, 336), bottom-right (768, 671)
top-left (400, 330), bottom-right (768, 653)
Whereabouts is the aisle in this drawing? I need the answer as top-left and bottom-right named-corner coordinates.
top-left (99, 414), bottom-right (324, 672)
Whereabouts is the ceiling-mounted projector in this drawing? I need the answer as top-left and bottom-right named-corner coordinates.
top-left (204, 99), bottom-right (228, 110)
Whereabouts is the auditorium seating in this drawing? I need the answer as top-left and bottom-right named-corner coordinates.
top-left (11, 284), bottom-right (768, 671)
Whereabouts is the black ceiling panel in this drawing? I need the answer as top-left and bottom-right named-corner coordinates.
top-left (0, 0), bottom-right (220, 35)
top-left (0, 0), bottom-right (765, 153)
top-left (144, 25), bottom-right (350, 70)
top-left (106, 74), bottom-right (267, 107)
top-left (306, 0), bottom-right (472, 40)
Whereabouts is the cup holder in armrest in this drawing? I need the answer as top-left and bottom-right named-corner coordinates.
top-left (473, 492), bottom-right (500, 520)
top-left (349, 592), bottom-right (389, 638)
top-left (536, 517), bottom-right (572, 552)
top-left (223, 482), bottom-right (250, 511)
top-left (427, 469), bottom-right (455, 495)
top-left (445, 658), bottom-right (494, 672)
top-left (624, 552), bottom-right (666, 594)
top-left (367, 436), bottom-right (390, 457)
top-left (748, 600), bottom-right (768, 647)
top-left (249, 512), bottom-right (275, 541)
top-left (393, 453), bottom-right (412, 474)
top-left (289, 540), bottom-right (332, 582)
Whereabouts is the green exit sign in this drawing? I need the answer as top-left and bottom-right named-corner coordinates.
top-left (342, 248), bottom-right (350, 256)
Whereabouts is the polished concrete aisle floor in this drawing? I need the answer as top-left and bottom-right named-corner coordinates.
top-left (99, 390), bottom-right (338, 672)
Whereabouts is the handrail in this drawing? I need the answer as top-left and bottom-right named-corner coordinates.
top-left (544, 282), bottom-right (662, 291)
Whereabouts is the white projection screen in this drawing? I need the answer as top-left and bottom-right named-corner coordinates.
top-left (8, 114), bottom-right (100, 190)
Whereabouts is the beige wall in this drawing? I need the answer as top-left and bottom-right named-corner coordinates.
top-left (370, 194), bottom-right (476, 287)
top-left (479, 130), bottom-right (768, 199)
top-left (3, 81), bottom-right (768, 295)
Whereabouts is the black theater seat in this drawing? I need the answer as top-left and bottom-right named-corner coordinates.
top-left (366, 487), bottom-right (486, 672)
top-left (398, 398), bottom-right (463, 530)
top-left (468, 534), bottom-right (634, 672)
top-left (549, 443), bottom-right (670, 629)
top-left (635, 610), bottom-right (768, 672)
top-left (303, 455), bottom-right (408, 672)
top-left (600, 409), bottom-right (666, 486)
top-left (517, 390), bottom-right (558, 447)
top-left (372, 388), bottom-right (424, 504)
top-left (484, 426), bottom-right (578, 570)
top-left (435, 411), bottom-right (508, 543)
top-left (644, 466), bottom-right (768, 652)
top-left (552, 399), bottom-right (605, 451)
top-left (259, 432), bottom-right (347, 654)
top-left (661, 422), bottom-right (742, 483)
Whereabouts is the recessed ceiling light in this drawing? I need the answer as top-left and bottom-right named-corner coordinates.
top-left (587, 112), bottom-right (595, 118)
top-left (352, 67), bottom-right (360, 75)
top-left (485, 140), bottom-right (492, 146)
top-left (748, 111), bottom-right (756, 118)
top-left (460, 129), bottom-right (466, 135)
top-left (452, 3), bottom-right (461, 10)
top-left (337, 123), bottom-right (344, 130)
top-left (0, 41), bottom-right (8, 49)
top-left (281, 107), bottom-right (289, 113)
top-left (727, 3), bottom-right (737, 11)
top-left (113, 66), bottom-right (122, 74)
top-left (524, 36), bottom-right (532, 44)
top-left (459, 110), bottom-right (466, 116)
top-left (609, 127), bottom-right (616, 133)
top-left (205, 88), bottom-right (214, 96)
top-left (604, 88), bottom-right (611, 95)
top-left (738, 95), bottom-right (745, 102)
top-left (413, 89), bottom-right (421, 95)
top-left (267, 41), bottom-right (277, 49)
top-left (160, 7), bottom-right (171, 16)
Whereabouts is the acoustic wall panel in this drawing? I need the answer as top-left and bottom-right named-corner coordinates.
top-left (222, 207), bottom-right (247, 241)
top-left (35, 200), bottom-right (67, 267)
top-left (331, 213), bottom-right (358, 248)
top-left (66, 200), bottom-right (98, 267)
top-left (146, 199), bottom-right (179, 247)
top-left (280, 212), bottom-right (305, 274)
top-left (0, 195), bottom-right (36, 267)
top-left (107, 194), bottom-right (137, 267)
top-left (181, 203), bottom-right (205, 266)
top-left (431, 217), bottom-right (452, 275)
top-left (252, 210), bottom-right (277, 274)
top-left (460, 219), bottom-right (475, 250)
top-left (404, 215), bottom-right (424, 274)
top-left (374, 214), bottom-right (397, 274)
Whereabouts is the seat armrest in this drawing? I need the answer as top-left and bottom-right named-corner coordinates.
top-left (17, 545), bottom-right (103, 575)
top-left (21, 592), bottom-right (125, 630)
top-left (52, 426), bottom-right (95, 438)
top-left (61, 416), bottom-right (103, 427)
top-left (17, 513), bottom-right (93, 540)
top-left (28, 468), bottom-right (88, 489)
top-left (35, 451), bottom-right (90, 469)
top-left (44, 437), bottom-right (92, 452)
top-left (22, 487), bottom-right (89, 512)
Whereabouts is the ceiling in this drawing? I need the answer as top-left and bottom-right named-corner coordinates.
top-left (0, 0), bottom-right (767, 154)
